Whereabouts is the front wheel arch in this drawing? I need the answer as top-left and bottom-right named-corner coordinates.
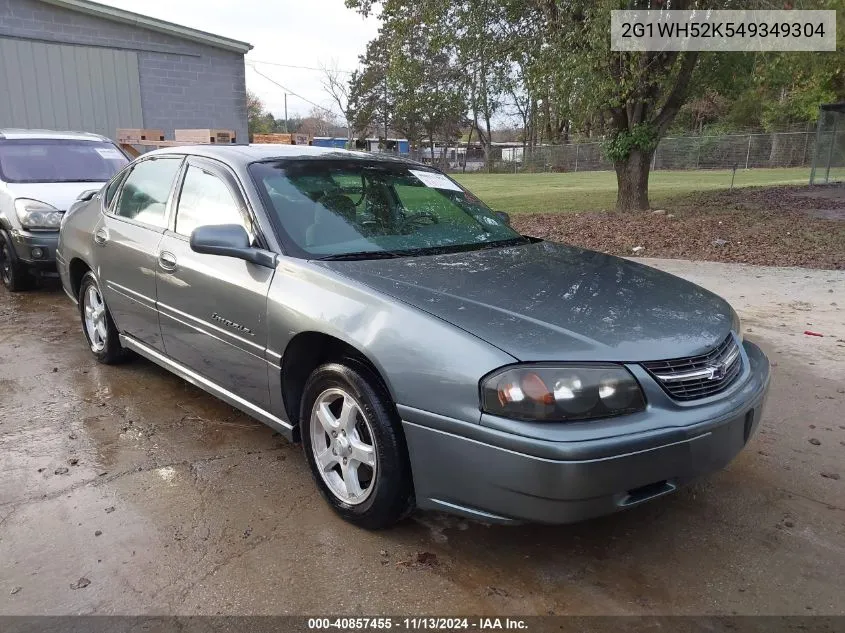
top-left (279, 331), bottom-right (395, 440)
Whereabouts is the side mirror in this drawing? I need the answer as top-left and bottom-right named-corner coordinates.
top-left (77, 189), bottom-right (101, 202)
top-left (494, 211), bottom-right (511, 225)
top-left (190, 224), bottom-right (276, 268)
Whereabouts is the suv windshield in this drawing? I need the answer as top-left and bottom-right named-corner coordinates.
top-left (250, 159), bottom-right (524, 259)
top-left (0, 138), bottom-right (129, 184)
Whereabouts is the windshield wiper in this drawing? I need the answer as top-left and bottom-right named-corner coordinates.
top-left (316, 250), bottom-right (404, 261)
top-left (477, 236), bottom-right (534, 249)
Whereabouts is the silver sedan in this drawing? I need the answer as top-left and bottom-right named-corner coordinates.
top-left (58, 145), bottom-right (770, 528)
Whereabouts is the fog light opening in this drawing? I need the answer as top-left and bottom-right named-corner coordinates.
top-left (30, 247), bottom-right (44, 259)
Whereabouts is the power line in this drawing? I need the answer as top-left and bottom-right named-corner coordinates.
top-left (248, 58), bottom-right (355, 75)
top-left (246, 63), bottom-right (337, 118)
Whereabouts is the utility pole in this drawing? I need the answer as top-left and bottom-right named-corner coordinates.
top-left (284, 94), bottom-right (288, 133)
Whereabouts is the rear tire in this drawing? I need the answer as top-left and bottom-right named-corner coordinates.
top-left (78, 271), bottom-right (127, 364)
top-left (301, 362), bottom-right (414, 529)
top-left (0, 234), bottom-right (35, 292)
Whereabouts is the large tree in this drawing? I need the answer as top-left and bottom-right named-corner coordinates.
top-left (348, 34), bottom-right (393, 139)
top-left (347, 4), bottom-right (467, 159)
top-left (348, 0), bottom-right (803, 210)
top-left (534, 0), bottom-right (710, 210)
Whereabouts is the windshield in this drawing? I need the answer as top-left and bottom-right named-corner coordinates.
top-left (0, 139), bottom-right (129, 184)
top-left (250, 159), bottom-right (523, 259)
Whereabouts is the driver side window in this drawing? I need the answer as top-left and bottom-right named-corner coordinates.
top-left (175, 165), bottom-right (253, 240)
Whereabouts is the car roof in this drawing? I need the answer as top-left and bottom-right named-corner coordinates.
top-left (143, 144), bottom-right (422, 168)
top-left (0, 128), bottom-right (111, 142)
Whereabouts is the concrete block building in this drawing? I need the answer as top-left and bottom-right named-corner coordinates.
top-left (0, 0), bottom-right (251, 142)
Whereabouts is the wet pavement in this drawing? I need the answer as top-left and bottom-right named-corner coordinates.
top-left (1, 260), bottom-right (844, 616)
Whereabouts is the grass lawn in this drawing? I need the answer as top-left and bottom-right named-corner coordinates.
top-left (453, 167), bottom-right (811, 213)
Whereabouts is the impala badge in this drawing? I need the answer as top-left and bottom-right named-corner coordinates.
top-left (211, 312), bottom-right (254, 336)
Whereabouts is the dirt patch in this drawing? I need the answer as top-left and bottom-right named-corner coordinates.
top-left (513, 184), bottom-right (845, 269)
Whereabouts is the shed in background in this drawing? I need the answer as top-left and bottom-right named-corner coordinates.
top-left (0, 0), bottom-right (251, 141)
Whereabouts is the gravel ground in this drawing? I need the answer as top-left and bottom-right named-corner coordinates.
top-left (1, 259), bottom-right (843, 616)
top-left (513, 185), bottom-right (845, 269)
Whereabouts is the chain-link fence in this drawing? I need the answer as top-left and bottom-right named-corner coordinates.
top-left (810, 104), bottom-right (845, 184)
top-left (414, 126), bottom-right (823, 175)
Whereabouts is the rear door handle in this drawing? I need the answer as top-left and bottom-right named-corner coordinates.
top-left (93, 228), bottom-right (109, 245)
top-left (158, 251), bottom-right (177, 272)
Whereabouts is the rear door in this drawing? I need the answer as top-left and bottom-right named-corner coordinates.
top-left (155, 157), bottom-right (275, 410)
top-left (96, 156), bottom-right (183, 351)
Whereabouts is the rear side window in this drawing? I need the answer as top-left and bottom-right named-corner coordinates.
top-left (174, 165), bottom-right (252, 238)
top-left (114, 158), bottom-right (182, 228)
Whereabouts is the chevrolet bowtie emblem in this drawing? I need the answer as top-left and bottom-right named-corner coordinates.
top-left (706, 363), bottom-right (727, 380)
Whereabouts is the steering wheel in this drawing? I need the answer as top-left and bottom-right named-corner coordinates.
top-left (398, 211), bottom-right (439, 233)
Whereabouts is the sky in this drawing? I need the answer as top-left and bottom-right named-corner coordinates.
top-left (98, 0), bottom-right (380, 119)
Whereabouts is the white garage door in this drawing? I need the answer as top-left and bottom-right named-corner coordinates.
top-left (0, 37), bottom-right (143, 139)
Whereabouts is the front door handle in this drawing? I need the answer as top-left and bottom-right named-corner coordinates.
top-left (158, 251), bottom-right (177, 272)
top-left (93, 228), bottom-right (109, 245)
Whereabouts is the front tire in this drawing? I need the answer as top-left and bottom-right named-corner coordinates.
top-left (0, 234), bottom-right (35, 292)
top-left (78, 271), bottom-right (127, 364)
top-left (301, 362), bottom-right (414, 529)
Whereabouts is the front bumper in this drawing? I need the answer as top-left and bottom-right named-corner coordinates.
top-left (402, 340), bottom-right (770, 525)
top-left (8, 229), bottom-right (59, 269)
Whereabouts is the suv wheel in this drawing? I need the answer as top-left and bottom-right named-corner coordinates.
top-left (78, 271), bottom-right (127, 364)
top-left (301, 362), bottom-right (414, 529)
top-left (0, 234), bottom-right (35, 292)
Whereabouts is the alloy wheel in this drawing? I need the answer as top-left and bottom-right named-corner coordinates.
top-left (309, 388), bottom-right (377, 505)
top-left (83, 284), bottom-right (108, 353)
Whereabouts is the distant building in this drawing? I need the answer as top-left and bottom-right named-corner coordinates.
top-left (0, 0), bottom-right (251, 141)
top-left (312, 137), bottom-right (410, 155)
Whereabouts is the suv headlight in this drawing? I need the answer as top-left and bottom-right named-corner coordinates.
top-left (481, 364), bottom-right (646, 422)
top-left (15, 199), bottom-right (63, 230)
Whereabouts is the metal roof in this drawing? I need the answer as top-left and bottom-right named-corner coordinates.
top-left (38, 0), bottom-right (253, 54)
top-left (0, 128), bottom-right (110, 141)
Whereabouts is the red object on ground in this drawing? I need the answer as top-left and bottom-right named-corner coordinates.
top-left (804, 330), bottom-right (824, 337)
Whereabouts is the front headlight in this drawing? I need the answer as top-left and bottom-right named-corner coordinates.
top-left (481, 364), bottom-right (646, 422)
top-left (15, 199), bottom-right (63, 230)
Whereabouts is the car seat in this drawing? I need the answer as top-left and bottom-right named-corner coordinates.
top-left (305, 194), bottom-right (360, 248)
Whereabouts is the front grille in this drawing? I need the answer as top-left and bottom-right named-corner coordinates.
top-left (641, 334), bottom-right (742, 401)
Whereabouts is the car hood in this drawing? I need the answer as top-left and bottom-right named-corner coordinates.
top-left (316, 241), bottom-right (734, 362)
top-left (5, 182), bottom-right (105, 212)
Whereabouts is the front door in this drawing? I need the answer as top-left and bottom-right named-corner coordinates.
top-left (155, 158), bottom-right (275, 411)
top-left (97, 156), bottom-right (184, 351)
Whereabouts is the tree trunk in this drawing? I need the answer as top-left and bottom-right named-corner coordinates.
top-left (463, 124), bottom-right (474, 173)
top-left (614, 149), bottom-right (653, 211)
top-left (483, 114), bottom-right (492, 173)
top-left (768, 132), bottom-right (782, 167)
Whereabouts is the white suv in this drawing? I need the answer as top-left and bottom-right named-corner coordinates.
top-left (0, 129), bottom-right (129, 291)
